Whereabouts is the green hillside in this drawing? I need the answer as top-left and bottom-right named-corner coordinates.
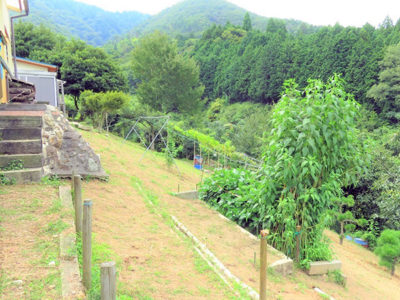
top-left (23, 0), bottom-right (149, 46)
top-left (130, 0), bottom-right (316, 37)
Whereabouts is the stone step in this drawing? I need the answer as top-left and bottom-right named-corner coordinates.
top-left (0, 127), bottom-right (42, 140)
top-left (0, 168), bottom-right (42, 184)
top-left (0, 116), bottom-right (42, 128)
top-left (0, 103), bottom-right (47, 111)
top-left (0, 139), bottom-right (42, 155)
top-left (0, 154), bottom-right (42, 168)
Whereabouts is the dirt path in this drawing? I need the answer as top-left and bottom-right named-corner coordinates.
top-left (0, 184), bottom-right (63, 300)
top-left (81, 130), bottom-right (400, 300)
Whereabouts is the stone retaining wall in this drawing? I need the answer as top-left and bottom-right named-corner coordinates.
top-left (42, 105), bottom-right (107, 178)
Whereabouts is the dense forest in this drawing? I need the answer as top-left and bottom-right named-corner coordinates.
top-left (14, 0), bottom-right (400, 271)
top-left (23, 0), bottom-right (149, 45)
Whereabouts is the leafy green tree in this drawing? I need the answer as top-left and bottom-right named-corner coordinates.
top-left (80, 90), bottom-right (129, 129)
top-left (14, 22), bottom-right (60, 58)
top-left (61, 40), bottom-right (127, 109)
top-left (242, 12), bottom-right (252, 31)
top-left (131, 31), bottom-right (204, 114)
top-left (367, 43), bottom-right (400, 122)
top-left (259, 75), bottom-right (366, 262)
top-left (332, 195), bottom-right (367, 245)
top-left (375, 229), bottom-right (400, 275)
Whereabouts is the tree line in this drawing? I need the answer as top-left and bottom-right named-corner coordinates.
top-left (192, 16), bottom-right (400, 119)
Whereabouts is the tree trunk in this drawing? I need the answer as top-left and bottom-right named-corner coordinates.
top-left (340, 222), bottom-right (344, 245)
top-left (74, 96), bottom-right (79, 110)
top-left (392, 259), bottom-right (397, 276)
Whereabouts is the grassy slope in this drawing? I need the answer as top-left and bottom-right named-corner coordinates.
top-left (1, 129), bottom-right (399, 299)
top-left (80, 129), bottom-right (400, 299)
top-left (0, 184), bottom-right (65, 299)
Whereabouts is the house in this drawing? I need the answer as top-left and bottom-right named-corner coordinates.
top-left (16, 57), bottom-right (65, 108)
top-left (0, 0), bottom-right (21, 103)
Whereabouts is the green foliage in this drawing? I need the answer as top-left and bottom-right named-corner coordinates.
top-left (327, 270), bottom-right (346, 287)
top-left (205, 101), bottom-right (271, 157)
top-left (0, 160), bottom-right (24, 171)
top-left (80, 91), bottom-right (130, 129)
top-left (332, 195), bottom-right (367, 244)
top-left (14, 23), bottom-right (128, 109)
top-left (61, 40), bottom-right (128, 108)
top-left (242, 13), bottom-right (252, 31)
top-left (199, 168), bottom-right (258, 228)
top-left (65, 95), bottom-right (78, 119)
top-left (76, 235), bottom-right (117, 299)
top-left (0, 174), bottom-right (15, 186)
top-left (367, 43), bottom-right (400, 123)
top-left (163, 130), bottom-right (183, 167)
top-left (348, 125), bottom-right (400, 231)
top-left (258, 76), bottom-right (366, 261)
top-left (172, 123), bottom-right (235, 157)
top-left (40, 175), bottom-right (61, 187)
top-left (374, 229), bottom-right (400, 275)
top-left (14, 22), bottom-right (62, 58)
top-left (131, 31), bottom-right (204, 115)
top-left (24, 0), bottom-right (149, 46)
top-left (194, 19), bottom-right (400, 108)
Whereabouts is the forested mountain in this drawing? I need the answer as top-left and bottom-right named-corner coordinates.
top-left (129, 0), bottom-right (315, 38)
top-left (23, 0), bottom-right (149, 46)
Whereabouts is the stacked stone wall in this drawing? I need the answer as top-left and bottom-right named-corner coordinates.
top-left (42, 105), bottom-right (107, 178)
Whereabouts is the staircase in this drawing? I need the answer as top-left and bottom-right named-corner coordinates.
top-left (0, 104), bottom-right (45, 183)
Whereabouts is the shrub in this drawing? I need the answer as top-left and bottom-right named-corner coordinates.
top-left (375, 229), bottom-right (400, 276)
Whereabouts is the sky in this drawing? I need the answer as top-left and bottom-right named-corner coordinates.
top-left (75, 0), bottom-right (400, 28)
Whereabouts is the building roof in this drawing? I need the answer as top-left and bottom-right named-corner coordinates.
top-left (16, 57), bottom-right (58, 73)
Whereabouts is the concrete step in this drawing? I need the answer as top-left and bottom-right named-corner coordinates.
top-left (0, 127), bottom-right (42, 140)
top-left (0, 168), bottom-right (42, 184)
top-left (0, 116), bottom-right (42, 128)
top-left (0, 154), bottom-right (42, 168)
top-left (0, 139), bottom-right (42, 155)
top-left (0, 103), bottom-right (47, 111)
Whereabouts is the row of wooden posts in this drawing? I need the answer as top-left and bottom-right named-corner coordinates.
top-left (72, 174), bottom-right (116, 300)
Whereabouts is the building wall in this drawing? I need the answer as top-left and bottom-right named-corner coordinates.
top-left (18, 72), bottom-right (58, 106)
top-left (17, 60), bottom-right (52, 72)
top-left (0, 0), bottom-right (15, 103)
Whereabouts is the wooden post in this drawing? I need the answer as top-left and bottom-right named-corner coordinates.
top-left (71, 169), bottom-right (76, 191)
top-left (296, 225), bottom-right (301, 262)
top-left (73, 175), bottom-right (83, 234)
top-left (260, 229), bottom-right (269, 300)
top-left (83, 199), bottom-right (93, 290)
top-left (101, 261), bottom-right (116, 300)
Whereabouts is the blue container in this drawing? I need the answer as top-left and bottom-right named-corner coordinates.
top-left (194, 155), bottom-right (203, 170)
top-left (345, 235), bottom-right (352, 241)
top-left (354, 238), bottom-right (368, 247)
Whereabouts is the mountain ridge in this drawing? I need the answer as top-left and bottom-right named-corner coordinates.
top-left (23, 0), bottom-right (149, 46)
top-left (24, 0), bottom-right (317, 47)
